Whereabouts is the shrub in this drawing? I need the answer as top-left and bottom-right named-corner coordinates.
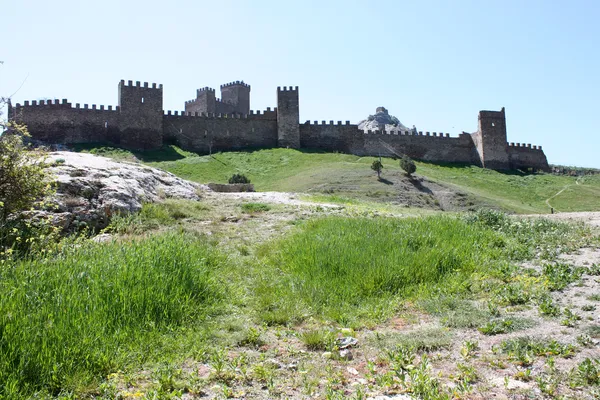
top-left (371, 159), bottom-right (383, 179)
top-left (0, 126), bottom-right (54, 221)
top-left (228, 173), bottom-right (250, 184)
top-left (400, 156), bottom-right (417, 176)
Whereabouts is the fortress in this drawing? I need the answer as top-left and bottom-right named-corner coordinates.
top-left (9, 79), bottom-right (549, 171)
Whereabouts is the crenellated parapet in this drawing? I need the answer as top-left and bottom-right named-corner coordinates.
top-left (220, 80), bottom-right (250, 89)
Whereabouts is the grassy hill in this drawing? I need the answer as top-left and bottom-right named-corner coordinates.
top-left (72, 145), bottom-right (600, 214)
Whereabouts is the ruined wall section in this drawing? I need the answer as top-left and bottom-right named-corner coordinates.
top-left (507, 143), bottom-right (550, 171)
top-left (163, 110), bottom-right (277, 154)
top-left (117, 80), bottom-right (163, 150)
top-left (276, 86), bottom-right (300, 148)
top-left (11, 100), bottom-right (123, 145)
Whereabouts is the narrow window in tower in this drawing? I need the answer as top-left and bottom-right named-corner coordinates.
top-left (492, 122), bottom-right (495, 127)
top-left (104, 122), bottom-right (108, 129)
top-left (141, 97), bottom-right (145, 103)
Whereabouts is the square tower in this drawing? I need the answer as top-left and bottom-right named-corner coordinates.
top-left (117, 80), bottom-right (163, 150)
top-left (276, 86), bottom-right (300, 148)
top-left (471, 107), bottom-right (509, 169)
top-left (220, 81), bottom-right (250, 115)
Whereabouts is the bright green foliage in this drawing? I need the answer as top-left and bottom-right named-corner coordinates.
top-left (0, 234), bottom-right (224, 397)
top-left (0, 124), bottom-right (53, 221)
top-left (257, 216), bottom-right (505, 324)
top-left (371, 159), bottom-right (383, 179)
top-left (240, 202), bottom-right (271, 213)
top-left (400, 155), bottom-right (417, 176)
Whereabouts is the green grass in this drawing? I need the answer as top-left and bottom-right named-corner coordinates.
top-left (0, 234), bottom-right (226, 397)
top-left (146, 147), bottom-right (600, 214)
top-left (255, 216), bottom-right (510, 325)
top-left (240, 202), bottom-right (271, 214)
top-left (71, 145), bottom-right (600, 213)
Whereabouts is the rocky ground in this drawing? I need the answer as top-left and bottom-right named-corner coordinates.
top-left (38, 151), bottom-right (205, 231)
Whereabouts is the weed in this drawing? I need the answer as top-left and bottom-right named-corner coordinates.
top-left (237, 327), bottom-right (264, 348)
top-left (588, 294), bottom-right (600, 301)
top-left (586, 325), bottom-right (600, 338)
top-left (537, 295), bottom-right (561, 317)
top-left (460, 340), bottom-right (479, 360)
top-left (569, 358), bottom-right (600, 387)
top-left (374, 328), bottom-right (452, 353)
top-left (478, 317), bottom-right (534, 335)
top-left (543, 263), bottom-right (583, 291)
top-left (240, 202), bottom-right (271, 213)
top-left (300, 329), bottom-right (335, 351)
top-left (561, 308), bottom-right (582, 327)
top-left (514, 368), bottom-right (533, 382)
top-left (582, 304), bottom-right (596, 311)
top-left (501, 337), bottom-right (576, 360)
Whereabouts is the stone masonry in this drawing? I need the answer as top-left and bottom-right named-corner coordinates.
top-left (9, 79), bottom-right (549, 171)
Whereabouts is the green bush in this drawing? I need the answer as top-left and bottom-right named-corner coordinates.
top-left (371, 159), bottom-right (383, 179)
top-left (400, 156), bottom-right (417, 176)
top-left (229, 173), bottom-right (250, 184)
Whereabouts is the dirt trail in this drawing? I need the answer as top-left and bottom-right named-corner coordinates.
top-left (545, 177), bottom-right (581, 211)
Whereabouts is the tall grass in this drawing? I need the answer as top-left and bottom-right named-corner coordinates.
top-left (0, 234), bottom-right (224, 397)
top-left (256, 216), bottom-right (505, 324)
top-left (255, 213), bottom-right (594, 325)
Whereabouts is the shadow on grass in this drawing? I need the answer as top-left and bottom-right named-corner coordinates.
top-left (68, 143), bottom-right (197, 162)
top-left (377, 178), bottom-right (394, 185)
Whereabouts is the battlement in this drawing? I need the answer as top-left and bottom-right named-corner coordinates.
top-left (277, 86), bottom-right (299, 92)
top-left (508, 142), bottom-right (542, 150)
top-left (165, 110), bottom-right (251, 119)
top-left (197, 87), bottom-right (215, 94)
top-left (15, 99), bottom-right (120, 112)
top-left (304, 120), bottom-right (352, 126)
top-left (120, 79), bottom-right (163, 89)
top-left (220, 80), bottom-right (250, 89)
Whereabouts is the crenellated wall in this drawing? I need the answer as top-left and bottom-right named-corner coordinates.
top-left (10, 78), bottom-right (549, 172)
top-left (163, 110), bottom-right (277, 153)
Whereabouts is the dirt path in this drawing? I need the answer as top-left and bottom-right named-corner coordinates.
top-left (545, 177), bottom-right (581, 211)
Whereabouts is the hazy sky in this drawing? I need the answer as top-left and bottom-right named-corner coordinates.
top-left (2, 0), bottom-right (598, 167)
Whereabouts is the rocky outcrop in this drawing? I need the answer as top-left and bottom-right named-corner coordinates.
top-left (39, 151), bottom-right (208, 231)
top-left (358, 107), bottom-right (409, 133)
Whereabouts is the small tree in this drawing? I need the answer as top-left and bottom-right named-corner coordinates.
top-left (228, 173), bottom-right (250, 184)
top-left (0, 112), bottom-right (53, 222)
top-left (400, 156), bottom-right (416, 177)
top-left (371, 159), bottom-right (383, 180)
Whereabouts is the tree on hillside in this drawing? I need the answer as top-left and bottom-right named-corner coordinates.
top-left (371, 159), bottom-right (383, 180)
top-left (400, 156), bottom-right (416, 177)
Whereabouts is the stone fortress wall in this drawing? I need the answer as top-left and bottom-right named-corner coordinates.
top-left (9, 79), bottom-right (549, 171)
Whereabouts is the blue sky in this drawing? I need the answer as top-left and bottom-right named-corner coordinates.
top-left (2, 0), bottom-right (598, 167)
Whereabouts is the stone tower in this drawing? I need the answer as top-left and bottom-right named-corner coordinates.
top-left (118, 80), bottom-right (163, 150)
top-left (276, 86), bottom-right (300, 148)
top-left (471, 107), bottom-right (510, 170)
top-left (220, 81), bottom-right (250, 114)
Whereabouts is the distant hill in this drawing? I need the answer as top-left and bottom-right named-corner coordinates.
top-left (357, 106), bottom-right (409, 132)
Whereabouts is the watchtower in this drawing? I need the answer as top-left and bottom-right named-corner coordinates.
top-left (472, 107), bottom-right (509, 170)
top-left (220, 81), bottom-right (250, 114)
top-left (117, 80), bottom-right (163, 150)
top-left (276, 86), bottom-right (300, 148)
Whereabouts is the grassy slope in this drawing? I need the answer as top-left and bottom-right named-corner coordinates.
top-left (72, 145), bottom-right (600, 214)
